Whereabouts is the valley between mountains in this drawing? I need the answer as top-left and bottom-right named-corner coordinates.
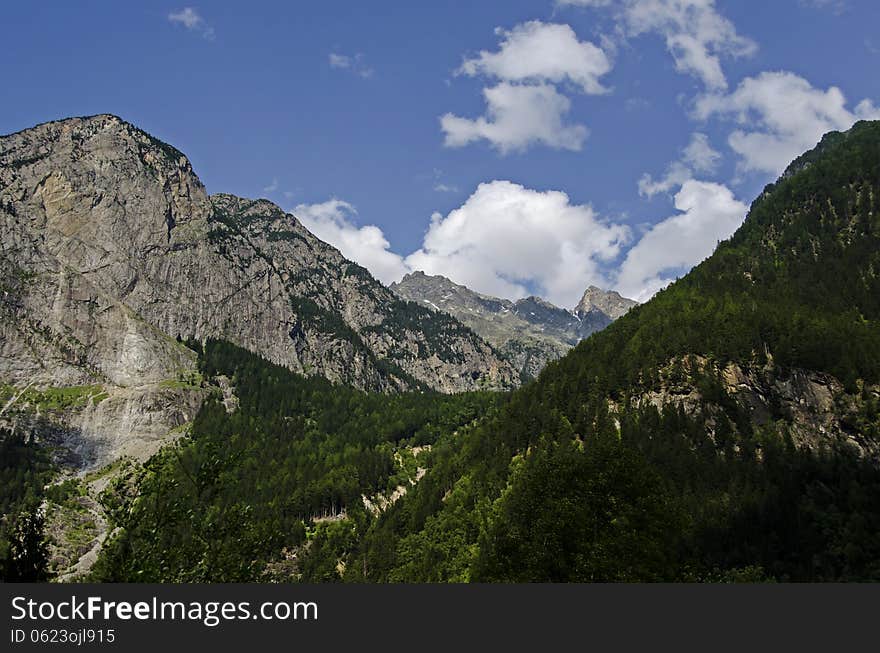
top-left (2, 116), bottom-right (879, 582)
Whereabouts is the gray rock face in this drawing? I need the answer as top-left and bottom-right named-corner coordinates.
top-left (2, 384), bottom-right (206, 470)
top-left (0, 114), bottom-right (515, 392)
top-left (0, 114), bottom-right (517, 467)
top-left (630, 355), bottom-right (880, 461)
top-left (575, 286), bottom-right (638, 321)
top-left (390, 271), bottom-right (637, 379)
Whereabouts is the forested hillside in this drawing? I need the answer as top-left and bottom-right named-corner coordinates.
top-left (88, 340), bottom-right (503, 581)
top-left (340, 121), bottom-right (880, 582)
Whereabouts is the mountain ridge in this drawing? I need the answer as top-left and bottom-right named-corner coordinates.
top-left (0, 114), bottom-right (517, 468)
top-left (390, 271), bottom-right (636, 378)
top-left (306, 120), bottom-right (880, 583)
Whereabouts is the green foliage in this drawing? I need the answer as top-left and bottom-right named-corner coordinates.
top-left (1, 509), bottom-right (50, 581)
top-left (0, 429), bottom-right (54, 581)
top-left (90, 340), bottom-right (500, 581)
top-left (332, 122), bottom-right (880, 583)
top-left (44, 478), bottom-right (83, 504)
top-left (472, 434), bottom-right (682, 582)
top-left (544, 121), bottom-right (880, 402)
top-left (0, 384), bottom-right (106, 411)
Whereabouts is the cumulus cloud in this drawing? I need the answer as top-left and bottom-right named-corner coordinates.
top-left (559, 0), bottom-right (756, 89)
top-left (405, 181), bottom-right (631, 307)
top-left (639, 132), bottom-right (721, 196)
top-left (695, 71), bottom-right (880, 174)
top-left (638, 161), bottom-right (693, 198)
top-left (441, 83), bottom-right (588, 153)
top-left (458, 21), bottom-right (612, 94)
top-left (442, 21), bottom-right (610, 153)
top-left (293, 200), bottom-right (408, 285)
top-left (293, 183), bottom-right (630, 307)
top-left (294, 179), bottom-right (749, 306)
top-left (328, 52), bottom-right (374, 78)
top-left (682, 131), bottom-right (722, 171)
top-left (616, 180), bottom-right (748, 301)
top-left (168, 7), bottom-right (214, 39)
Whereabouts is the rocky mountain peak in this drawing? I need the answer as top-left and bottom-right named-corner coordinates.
top-left (400, 270), bottom-right (430, 281)
top-left (575, 285), bottom-right (638, 320)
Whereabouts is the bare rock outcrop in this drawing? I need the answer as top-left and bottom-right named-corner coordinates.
top-left (0, 114), bottom-right (517, 468)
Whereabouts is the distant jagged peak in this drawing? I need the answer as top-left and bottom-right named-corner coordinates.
top-left (397, 270), bottom-right (471, 290)
top-left (514, 295), bottom-right (560, 311)
top-left (391, 270), bottom-right (512, 307)
top-left (399, 270), bottom-right (431, 282)
top-left (575, 285), bottom-right (638, 320)
top-left (396, 269), bottom-right (457, 288)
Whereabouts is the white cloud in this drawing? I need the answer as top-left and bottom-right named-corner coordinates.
top-left (441, 82), bottom-right (588, 154)
top-left (559, 0), bottom-right (756, 90)
top-left (168, 7), bottom-right (214, 39)
top-left (294, 181), bottom-right (747, 307)
top-left (293, 183), bottom-right (630, 307)
top-left (682, 131), bottom-right (722, 171)
top-left (458, 21), bottom-right (612, 94)
top-left (639, 132), bottom-right (720, 196)
top-left (557, 0), bottom-right (614, 6)
top-left (168, 7), bottom-right (202, 29)
top-left (443, 21), bottom-right (611, 153)
top-left (328, 52), bottom-right (374, 78)
top-left (293, 200), bottom-right (408, 285)
top-left (695, 71), bottom-right (880, 174)
top-left (433, 183), bottom-right (459, 193)
top-left (617, 180), bottom-right (747, 301)
top-left (329, 53), bottom-right (350, 68)
top-left (405, 181), bottom-right (631, 307)
top-left (263, 178), bottom-right (279, 193)
top-left (638, 161), bottom-right (693, 197)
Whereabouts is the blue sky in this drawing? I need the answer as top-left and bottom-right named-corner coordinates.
top-left (4, 0), bottom-right (880, 305)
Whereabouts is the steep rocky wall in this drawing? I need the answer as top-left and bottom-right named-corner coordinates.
top-left (630, 355), bottom-right (880, 460)
top-left (0, 114), bottom-right (516, 394)
top-left (0, 114), bottom-right (518, 470)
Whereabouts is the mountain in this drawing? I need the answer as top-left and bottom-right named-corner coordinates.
top-left (390, 272), bottom-right (636, 378)
top-left (279, 121), bottom-right (878, 582)
top-left (7, 118), bottom-right (880, 583)
top-left (0, 115), bottom-right (516, 468)
top-left (575, 285), bottom-right (638, 320)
